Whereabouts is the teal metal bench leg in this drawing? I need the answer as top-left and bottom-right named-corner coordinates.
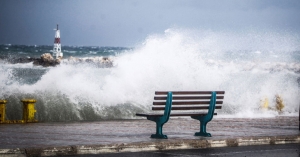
top-left (147, 92), bottom-right (173, 139)
top-left (193, 119), bottom-right (211, 137)
top-left (150, 121), bottom-right (168, 139)
top-left (191, 91), bottom-right (216, 137)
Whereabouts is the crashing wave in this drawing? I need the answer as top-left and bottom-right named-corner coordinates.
top-left (64, 56), bottom-right (113, 68)
top-left (205, 59), bottom-right (300, 74)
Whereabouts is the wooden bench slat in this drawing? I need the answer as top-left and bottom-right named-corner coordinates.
top-left (171, 112), bottom-right (217, 116)
top-left (154, 96), bottom-right (224, 100)
top-left (155, 91), bottom-right (225, 95)
top-left (136, 112), bottom-right (217, 117)
top-left (152, 106), bottom-right (222, 110)
top-left (153, 101), bottom-right (223, 105)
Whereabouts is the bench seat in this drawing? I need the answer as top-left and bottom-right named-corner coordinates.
top-left (136, 112), bottom-right (217, 117)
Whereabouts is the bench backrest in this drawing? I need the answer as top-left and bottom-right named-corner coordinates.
top-left (152, 91), bottom-right (225, 114)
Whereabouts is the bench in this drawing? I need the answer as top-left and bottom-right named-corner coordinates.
top-left (136, 91), bottom-right (225, 139)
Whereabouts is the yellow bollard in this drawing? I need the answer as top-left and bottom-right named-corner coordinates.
top-left (0, 100), bottom-right (7, 123)
top-left (21, 99), bottom-right (38, 123)
top-left (275, 94), bottom-right (285, 112)
top-left (260, 97), bottom-right (269, 110)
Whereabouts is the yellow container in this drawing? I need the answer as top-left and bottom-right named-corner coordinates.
top-left (0, 100), bottom-right (7, 123)
top-left (21, 99), bottom-right (37, 122)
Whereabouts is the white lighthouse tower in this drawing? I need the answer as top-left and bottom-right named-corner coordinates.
top-left (53, 24), bottom-right (63, 59)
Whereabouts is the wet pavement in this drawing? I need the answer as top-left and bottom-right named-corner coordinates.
top-left (0, 116), bottom-right (299, 156)
top-left (66, 143), bottom-right (300, 157)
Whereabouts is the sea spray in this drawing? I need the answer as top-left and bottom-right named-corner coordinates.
top-left (0, 28), bottom-right (299, 121)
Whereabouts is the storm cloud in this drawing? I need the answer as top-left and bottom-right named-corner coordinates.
top-left (0, 0), bottom-right (299, 46)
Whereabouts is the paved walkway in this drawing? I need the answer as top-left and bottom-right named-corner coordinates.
top-left (0, 116), bottom-right (299, 156)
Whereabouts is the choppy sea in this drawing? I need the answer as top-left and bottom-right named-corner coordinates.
top-left (0, 29), bottom-right (299, 122)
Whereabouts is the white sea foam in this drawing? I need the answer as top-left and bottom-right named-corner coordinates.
top-left (0, 28), bottom-right (299, 121)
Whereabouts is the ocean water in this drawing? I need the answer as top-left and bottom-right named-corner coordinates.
top-left (0, 29), bottom-right (299, 122)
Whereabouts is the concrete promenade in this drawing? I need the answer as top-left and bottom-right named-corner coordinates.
top-left (0, 116), bottom-right (299, 156)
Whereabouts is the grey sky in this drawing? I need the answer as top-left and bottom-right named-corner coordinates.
top-left (0, 0), bottom-right (300, 46)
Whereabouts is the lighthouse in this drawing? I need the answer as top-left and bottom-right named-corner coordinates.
top-left (53, 24), bottom-right (63, 59)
